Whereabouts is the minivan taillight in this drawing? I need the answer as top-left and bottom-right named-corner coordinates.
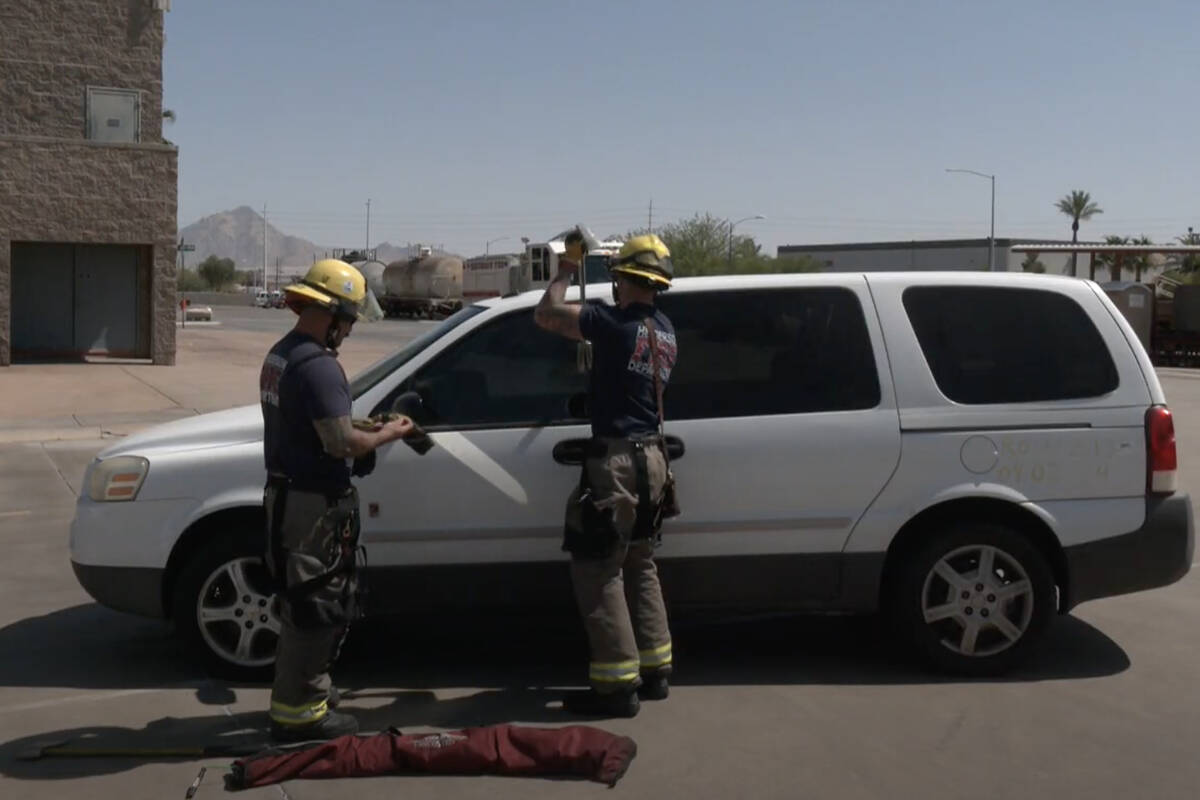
top-left (1146, 405), bottom-right (1178, 495)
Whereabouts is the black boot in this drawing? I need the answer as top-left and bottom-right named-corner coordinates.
top-left (563, 688), bottom-right (640, 718)
top-left (637, 674), bottom-right (669, 701)
top-left (270, 710), bottom-right (359, 743)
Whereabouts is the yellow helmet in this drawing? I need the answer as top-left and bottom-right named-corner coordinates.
top-left (284, 259), bottom-right (381, 321)
top-left (611, 234), bottom-right (673, 288)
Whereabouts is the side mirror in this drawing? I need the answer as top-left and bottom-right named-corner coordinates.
top-left (392, 390), bottom-right (428, 424)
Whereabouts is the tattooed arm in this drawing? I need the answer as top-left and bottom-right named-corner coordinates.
top-left (533, 263), bottom-right (583, 341)
top-left (314, 415), bottom-right (413, 459)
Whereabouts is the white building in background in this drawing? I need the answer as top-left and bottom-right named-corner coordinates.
top-left (777, 238), bottom-right (1098, 275)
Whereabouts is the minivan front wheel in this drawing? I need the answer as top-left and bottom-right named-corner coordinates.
top-left (893, 523), bottom-right (1055, 675)
top-left (171, 532), bottom-right (279, 681)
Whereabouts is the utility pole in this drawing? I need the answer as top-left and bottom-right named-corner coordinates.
top-left (262, 203), bottom-right (268, 292)
top-left (945, 169), bottom-right (995, 271)
top-left (648, 197), bottom-right (653, 232)
top-left (365, 198), bottom-right (371, 253)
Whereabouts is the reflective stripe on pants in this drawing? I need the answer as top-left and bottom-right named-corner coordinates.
top-left (269, 697), bottom-right (329, 726)
top-left (588, 660), bottom-right (641, 686)
top-left (639, 641), bottom-right (672, 670)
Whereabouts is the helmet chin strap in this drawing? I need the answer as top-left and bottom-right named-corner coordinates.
top-left (324, 302), bottom-right (344, 352)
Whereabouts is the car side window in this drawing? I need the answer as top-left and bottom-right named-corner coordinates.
top-left (903, 286), bottom-right (1119, 404)
top-left (656, 288), bottom-right (881, 419)
top-left (383, 309), bottom-right (587, 429)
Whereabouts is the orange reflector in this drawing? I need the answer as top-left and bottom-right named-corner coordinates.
top-left (112, 473), bottom-right (141, 483)
top-left (107, 486), bottom-right (136, 498)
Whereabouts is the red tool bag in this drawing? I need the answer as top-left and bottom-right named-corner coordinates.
top-left (225, 724), bottom-right (637, 789)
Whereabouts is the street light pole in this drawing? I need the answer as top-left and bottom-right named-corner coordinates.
top-left (946, 169), bottom-right (996, 271)
top-left (485, 236), bottom-right (509, 256)
top-left (728, 215), bottom-right (766, 269)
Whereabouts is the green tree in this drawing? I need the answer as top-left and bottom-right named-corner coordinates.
top-left (1093, 234), bottom-right (1153, 281)
top-left (1055, 190), bottom-right (1103, 277)
top-left (197, 255), bottom-right (236, 290)
top-left (652, 213), bottom-right (733, 276)
top-left (176, 266), bottom-right (206, 291)
top-left (1093, 235), bottom-right (1129, 281)
top-left (1021, 252), bottom-right (1047, 273)
top-left (626, 213), bottom-right (822, 276)
top-left (1178, 229), bottom-right (1200, 274)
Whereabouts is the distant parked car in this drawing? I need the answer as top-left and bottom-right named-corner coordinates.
top-left (183, 304), bottom-right (213, 322)
top-left (271, 290), bottom-right (286, 308)
top-left (254, 291), bottom-right (271, 308)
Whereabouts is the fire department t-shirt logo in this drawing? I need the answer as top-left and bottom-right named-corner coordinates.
top-left (260, 353), bottom-right (286, 407)
top-left (627, 324), bottom-right (677, 381)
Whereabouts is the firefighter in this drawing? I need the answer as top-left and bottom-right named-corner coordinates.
top-left (534, 233), bottom-right (679, 718)
top-left (259, 259), bottom-right (413, 742)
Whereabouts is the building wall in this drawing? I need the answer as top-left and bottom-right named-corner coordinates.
top-left (778, 240), bottom-right (1090, 277)
top-left (0, 0), bottom-right (165, 143)
top-left (0, 0), bottom-right (176, 365)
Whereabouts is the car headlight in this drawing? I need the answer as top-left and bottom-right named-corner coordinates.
top-left (88, 456), bottom-right (150, 502)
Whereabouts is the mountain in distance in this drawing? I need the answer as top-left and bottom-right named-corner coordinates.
top-left (179, 206), bottom-right (460, 267)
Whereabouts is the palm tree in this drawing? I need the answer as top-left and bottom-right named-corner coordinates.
top-left (1093, 235), bottom-right (1129, 281)
top-left (1055, 190), bottom-right (1103, 277)
top-left (1177, 228), bottom-right (1200, 274)
top-left (1131, 235), bottom-right (1153, 282)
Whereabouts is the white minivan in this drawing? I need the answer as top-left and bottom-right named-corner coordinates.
top-left (70, 273), bottom-right (1193, 678)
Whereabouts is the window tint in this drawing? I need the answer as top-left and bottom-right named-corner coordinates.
top-left (395, 310), bottom-right (586, 428)
top-left (903, 286), bottom-right (1119, 404)
top-left (656, 288), bottom-right (881, 418)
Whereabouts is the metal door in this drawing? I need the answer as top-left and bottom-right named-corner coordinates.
top-left (74, 245), bottom-right (139, 355)
top-left (10, 243), bottom-right (74, 356)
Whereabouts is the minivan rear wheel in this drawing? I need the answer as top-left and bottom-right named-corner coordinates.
top-left (892, 522), bottom-right (1055, 676)
top-left (171, 531), bottom-right (278, 681)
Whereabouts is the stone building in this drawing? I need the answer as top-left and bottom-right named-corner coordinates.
top-left (0, 0), bottom-right (177, 365)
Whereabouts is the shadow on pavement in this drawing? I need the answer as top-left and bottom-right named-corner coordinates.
top-left (0, 688), bottom-right (569, 782)
top-left (0, 605), bottom-right (1132, 781)
top-left (0, 602), bottom-right (1130, 694)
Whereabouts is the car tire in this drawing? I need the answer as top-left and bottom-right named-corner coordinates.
top-left (171, 531), bottom-right (279, 682)
top-left (890, 522), bottom-right (1056, 676)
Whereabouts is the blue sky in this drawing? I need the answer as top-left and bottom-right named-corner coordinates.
top-left (165, 0), bottom-right (1200, 258)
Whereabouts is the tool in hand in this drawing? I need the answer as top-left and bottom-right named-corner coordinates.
top-left (565, 223), bottom-right (601, 372)
top-left (352, 413), bottom-right (434, 455)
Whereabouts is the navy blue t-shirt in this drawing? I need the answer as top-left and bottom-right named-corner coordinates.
top-left (578, 302), bottom-right (678, 438)
top-left (260, 331), bottom-right (353, 489)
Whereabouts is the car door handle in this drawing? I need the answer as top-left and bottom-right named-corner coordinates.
top-left (552, 439), bottom-right (590, 466)
top-left (663, 435), bottom-right (685, 461)
top-left (553, 436), bottom-right (686, 466)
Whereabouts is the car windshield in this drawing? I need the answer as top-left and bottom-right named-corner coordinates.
top-left (349, 305), bottom-right (487, 399)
